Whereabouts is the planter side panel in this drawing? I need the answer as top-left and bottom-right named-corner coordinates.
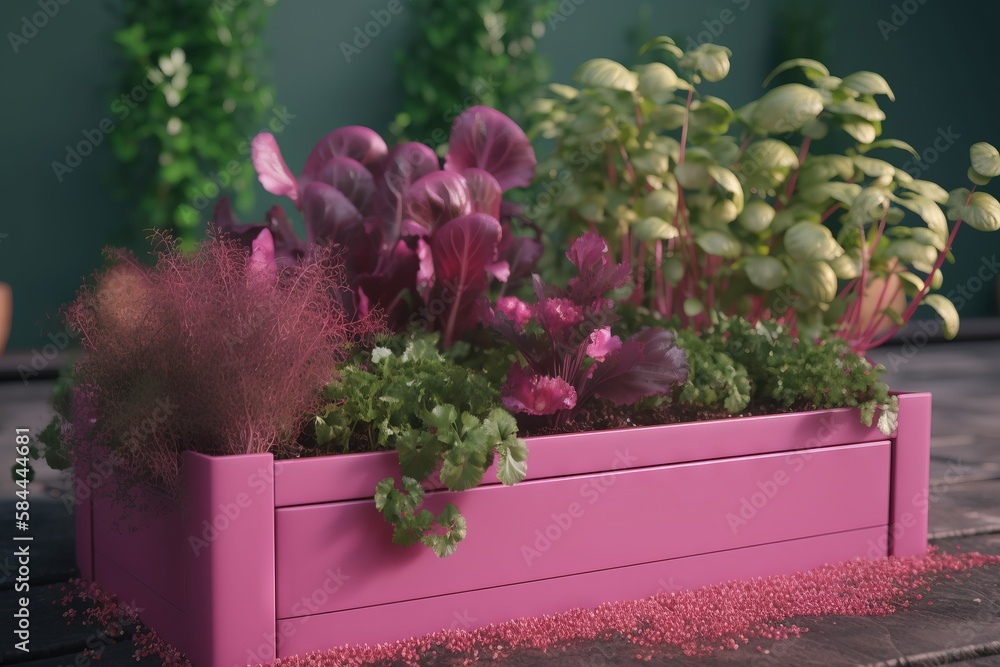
top-left (91, 488), bottom-right (187, 610)
top-left (278, 525), bottom-right (887, 654)
top-left (275, 441), bottom-right (891, 618)
top-left (73, 457), bottom-right (93, 580)
top-left (890, 392), bottom-right (932, 556)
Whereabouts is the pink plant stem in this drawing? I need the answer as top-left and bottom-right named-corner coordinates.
top-left (706, 256), bottom-right (716, 314)
top-left (868, 221), bottom-right (966, 350)
top-left (820, 203), bottom-right (842, 223)
top-left (867, 186), bottom-right (975, 349)
top-left (675, 89), bottom-right (702, 312)
top-left (853, 218), bottom-right (892, 347)
top-left (679, 89), bottom-right (694, 163)
top-left (783, 137), bottom-right (812, 204)
top-left (635, 241), bottom-right (647, 306)
top-left (619, 144), bottom-right (637, 184)
top-left (857, 267), bottom-right (902, 349)
top-left (837, 278), bottom-right (859, 301)
top-left (654, 240), bottom-right (664, 312)
top-left (676, 189), bottom-right (699, 289)
top-left (846, 226), bottom-right (870, 344)
top-left (738, 132), bottom-right (754, 154)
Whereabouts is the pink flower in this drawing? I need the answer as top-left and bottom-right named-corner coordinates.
top-left (495, 296), bottom-right (532, 329)
top-left (586, 327), bottom-right (622, 362)
top-left (535, 297), bottom-right (583, 333)
top-left (502, 366), bottom-right (577, 416)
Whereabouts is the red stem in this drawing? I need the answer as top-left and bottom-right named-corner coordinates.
top-left (866, 188), bottom-right (975, 349)
top-left (783, 137), bottom-right (812, 204)
top-left (820, 203), bottom-right (842, 223)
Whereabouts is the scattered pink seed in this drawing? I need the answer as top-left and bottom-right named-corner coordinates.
top-left (57, 548), bottom-right (998, 667)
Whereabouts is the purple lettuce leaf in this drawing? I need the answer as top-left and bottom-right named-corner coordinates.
top-left (356, 240), bottom-right (420, 326)
top-left (248, 229), bottom-right (278, 282)
top-left (212, 198), bottom-right (304, 268)
top-left (374, 142), bottom-right (440, 250)
top-left (444, 106), bottom-right (537, 191)
top-left (498, 224), bottom-right (544, 283)
top-left (415, 237), bottom-right (434, 302)
top-left (302, 182), bottom-right (364, 248)
top-left (580, 328), bottom-right (689, 406)
top-left (252, 133), bottom-right (300, 206)
top-left (429, 213), bottom-right (502, 347)
top-left (566, 232), bottom-right (630, 305)
top-left (303, 126), bottom-right (388, 178)
top-left (463, 168), bottom-right (503, 219)
top-left (405, 171), bottom-right (472, 232)
top-left (313, 157), bottom-right (376, 214)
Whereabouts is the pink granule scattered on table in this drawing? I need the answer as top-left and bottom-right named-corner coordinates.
top-left (58, 547), bottom-right (998, 666)
top-left (274, 548), bottom-right (997, 666)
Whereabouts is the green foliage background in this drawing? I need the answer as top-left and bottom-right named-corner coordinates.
top-left (109, 0), bottom-right (276, 246)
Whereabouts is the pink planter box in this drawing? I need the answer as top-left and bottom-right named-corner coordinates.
top-left (75, 392), bottom-right (931, 667)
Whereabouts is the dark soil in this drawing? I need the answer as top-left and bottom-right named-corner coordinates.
top-left (517, 399), bottom-right (804, 438)
top-left (285, 400), bottom-right (818, 459)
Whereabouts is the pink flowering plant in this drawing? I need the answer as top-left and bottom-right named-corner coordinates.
top-left (483, 232), bottom-right (689, 427)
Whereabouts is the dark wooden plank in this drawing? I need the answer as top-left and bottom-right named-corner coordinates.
top-left (956, 654), bottom-right (1000, 666)
top-left (12, 639), bottom-right (165, 667)
top-left (0, 583), bottom-right (141, 664)
top-left (0, 499), bottom-right (78, 589)
top-left (929, 479), bottom-right (1000, 537)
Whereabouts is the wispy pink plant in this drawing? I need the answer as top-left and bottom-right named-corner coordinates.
top-left (65, 234), bottom-right (381, 495)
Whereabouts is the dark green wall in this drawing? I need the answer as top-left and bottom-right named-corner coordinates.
top-left (2, 0), bottom-right (998, 352)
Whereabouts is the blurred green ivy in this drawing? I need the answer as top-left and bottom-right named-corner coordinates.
top-left (390, 0), bottom-right (556, 148)
top-left (109, 0), bottom-right (276, 246)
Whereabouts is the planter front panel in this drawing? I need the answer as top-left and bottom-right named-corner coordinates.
top-left (275, 440), bottom-right (890, 618)
top-left (276, 525), bottom-right (888, 654)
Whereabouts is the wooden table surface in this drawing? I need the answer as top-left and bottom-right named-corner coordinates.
top-left (2, 340), bottom-right (999, 666)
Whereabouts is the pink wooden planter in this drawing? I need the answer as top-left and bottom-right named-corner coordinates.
top-left (75, 392), bottom-right (931, 667)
